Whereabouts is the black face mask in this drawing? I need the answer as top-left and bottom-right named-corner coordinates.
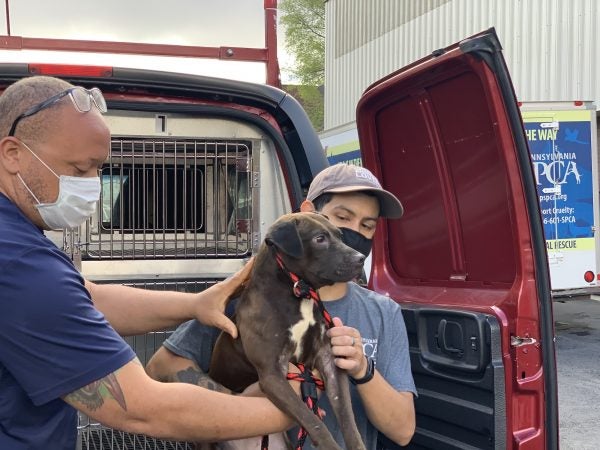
top-left (340, 227), bottom-right (372, 258)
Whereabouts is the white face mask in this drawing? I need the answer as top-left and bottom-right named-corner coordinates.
top-left (17, 141), bottom-right (101, 230)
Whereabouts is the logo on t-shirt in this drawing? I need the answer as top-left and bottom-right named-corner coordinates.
top-left (360, 337), bottom-right (378, 360)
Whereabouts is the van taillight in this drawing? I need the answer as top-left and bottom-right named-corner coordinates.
top-left (584, 271), bottom-right (595, 283)
top-left (28, 64), bottom-right (113, 77)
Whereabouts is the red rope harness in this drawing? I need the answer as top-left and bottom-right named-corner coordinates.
top-left (260, 253), bottom-right (333, 450)
top-left (274, 253), bottom-right (334, 328)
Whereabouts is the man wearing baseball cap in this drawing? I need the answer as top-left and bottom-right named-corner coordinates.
top-left (305, 162), bottom-right (404, 218)
top-left (147, 163), bottom-right (416, 449)
top-left (293, 163), bottom-right (416, 449)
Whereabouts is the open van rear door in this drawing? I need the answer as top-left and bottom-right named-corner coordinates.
top-left (357, 29), bottom-right (558, 449)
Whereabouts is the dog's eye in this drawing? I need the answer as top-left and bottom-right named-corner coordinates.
top-left (314, 234), bottom-right (327, 244)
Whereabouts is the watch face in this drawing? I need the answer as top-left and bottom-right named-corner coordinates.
top-left (366, 357), bottom-right (375, 377)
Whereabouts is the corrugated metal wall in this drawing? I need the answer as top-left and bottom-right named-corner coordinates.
top-left (324, 0), bottom-right (600, 129)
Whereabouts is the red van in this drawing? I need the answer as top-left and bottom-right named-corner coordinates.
top-left (0, 28), bottom-right (557, 449)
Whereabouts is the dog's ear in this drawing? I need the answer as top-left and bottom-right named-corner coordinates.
top-left (265, 219), bottom-right (304, 258)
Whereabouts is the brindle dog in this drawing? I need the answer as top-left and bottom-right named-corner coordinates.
top-left (209, 212), bottom-right (367, 450)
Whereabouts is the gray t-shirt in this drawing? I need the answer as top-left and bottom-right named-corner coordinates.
top-left (163, 313), bottom-right (224, 373)
top-left (163, 282), bottom-right (416, 450)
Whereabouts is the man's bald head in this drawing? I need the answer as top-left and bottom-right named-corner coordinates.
top-left (0, 76), bottom-right (74, 141)
top-left (0, 76), bottom-right (110, 228)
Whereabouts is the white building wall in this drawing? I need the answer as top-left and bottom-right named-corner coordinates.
top-left (324, 0), bottom-right (600, 130)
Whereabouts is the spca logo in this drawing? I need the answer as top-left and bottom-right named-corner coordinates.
top-left (532, 159), bottom-right (581, 185)
top-left (361, 337), bottom-right (378, 359)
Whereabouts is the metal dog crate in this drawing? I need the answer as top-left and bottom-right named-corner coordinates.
top-left (71, 135), bottom-right (258, 449)
top-left (78, 412), bottom-right (194, 450)
top-left (88, 137), bottom-right (254, 260)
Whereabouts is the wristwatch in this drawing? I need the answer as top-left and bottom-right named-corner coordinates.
top-left (350, 356), bottom-right (375, 385)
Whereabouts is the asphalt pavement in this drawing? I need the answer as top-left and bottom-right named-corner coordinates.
top-left (553, 296), bottom-right (600, 449)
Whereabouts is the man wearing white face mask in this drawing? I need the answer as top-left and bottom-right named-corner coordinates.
top-left (0, 76), bottom-right (300, 450)
top-left (16, 139), bottom-right (101, 229)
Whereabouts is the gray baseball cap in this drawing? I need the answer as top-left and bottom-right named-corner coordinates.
top-left (306, 163), bottom-right (404, 218)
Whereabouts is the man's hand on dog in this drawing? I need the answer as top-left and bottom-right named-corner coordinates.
top-left (327, 317), bottom-right (368, 379)
top-left (192, 258), bottom-right (254, 339)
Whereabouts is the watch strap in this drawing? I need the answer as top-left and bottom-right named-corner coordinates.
top-left (350, 356), bottom-right (374, 385)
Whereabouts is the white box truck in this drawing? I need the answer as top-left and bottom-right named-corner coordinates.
top-left (520, 102), bottom-right (600, 294)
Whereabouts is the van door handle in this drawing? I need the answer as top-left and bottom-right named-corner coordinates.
top-left (437, 319), bottom-right (463, 356)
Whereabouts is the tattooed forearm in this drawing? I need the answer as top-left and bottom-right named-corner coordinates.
top-left (65, 371), bottom-right (127, 412)
top-left (175, 367), bottom-right (231, 394)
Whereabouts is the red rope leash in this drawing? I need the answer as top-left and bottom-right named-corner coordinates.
top-left (260, 364), bottom-right (325, 450)
top-left (261, 253), bottom-right (332, 450)
top-left (288, 363), bottom-right (325, 450)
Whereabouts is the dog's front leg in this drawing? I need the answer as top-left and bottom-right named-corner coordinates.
top-left (316, 352), bottom-right (367, 450)
top-left (256, 367), bottom-right (342, 450)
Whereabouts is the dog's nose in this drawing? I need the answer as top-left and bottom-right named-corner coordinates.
top-left (355, 252), bottom-right (366, 265)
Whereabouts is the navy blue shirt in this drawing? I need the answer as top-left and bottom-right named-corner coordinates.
top-left (0, 193), bottom-right (136, 449)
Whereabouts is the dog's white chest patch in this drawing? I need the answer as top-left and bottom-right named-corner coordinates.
top-left (289, 298), bottom-right (316, 359)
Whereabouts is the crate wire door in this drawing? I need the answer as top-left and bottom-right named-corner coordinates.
top-left (86, 138), bottom-right (254, 260)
